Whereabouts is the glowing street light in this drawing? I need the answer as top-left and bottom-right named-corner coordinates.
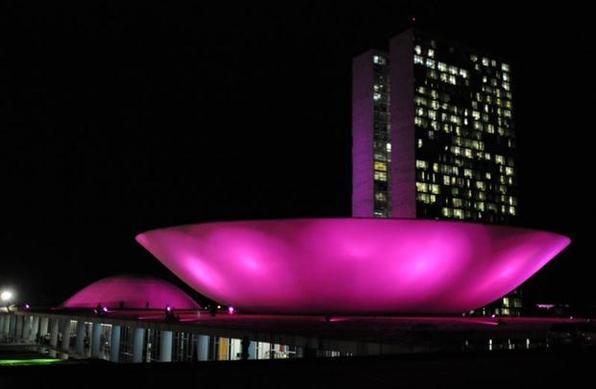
top-left (1, 290), bottom-right (13, 303)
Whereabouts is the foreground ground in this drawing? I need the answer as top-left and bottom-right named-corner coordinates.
top-left (1, 344), bottom-right (595, 388)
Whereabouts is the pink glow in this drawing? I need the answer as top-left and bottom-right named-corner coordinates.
top-left (135, 218), bottom-right (570, 314)
top-left (61, 275), bottom-right (200, 310)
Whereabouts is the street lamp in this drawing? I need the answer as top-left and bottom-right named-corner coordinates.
top-left (1, 290), bottom-right (14, 312)
top-left (1, 290), bottom-right (13, 303)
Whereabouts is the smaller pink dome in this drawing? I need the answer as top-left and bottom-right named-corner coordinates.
top-left (61, 275), bottom-right (200, 310)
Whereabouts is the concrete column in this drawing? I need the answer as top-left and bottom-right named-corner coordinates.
top-left (75, 321), bottom-right (86, 355)
top-left (240, 338), bottom-right (257, 360)
top-left (132, 327), bottom-right (145, 363)
top-left (6, 315), bottom-right (11, 337)
top-left (22, 316), bottom-right (32, 341)
top-left (195, 334), bottom-right (209, 361)
top-left (29, 316), bottom-right (40, 342)
top-left (9, 315), bottom-right (16, 339)
top-left (1, 316), bottom-right (7, 337)
top-left (5, 315), bottom-right (12, 335)
top-left (49, 318), bottom-right (59, 348)
top-left (110, 325), bottom-right (121, 362)
top-left (39, 317), bottom-right (49, 340)
top-left (15, 315), bottom-right (23, 339)
top-left (91, 323), bottom-right (102, 358)
top-left (21, 316), bottom-right (28, 339)
top-left (61, 320), bottom-right (72, 351)
top-left (159, 330), bottom-right (173, 362)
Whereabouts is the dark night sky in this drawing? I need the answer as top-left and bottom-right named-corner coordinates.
top-left (1, 2), bottom-right (592, 308)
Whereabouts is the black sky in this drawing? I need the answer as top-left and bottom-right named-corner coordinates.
top-left (1, 2), bottom-right (592, 308)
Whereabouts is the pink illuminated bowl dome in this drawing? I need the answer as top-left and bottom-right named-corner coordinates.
top-left (61, 275), bottom-right (200, 310)
top-left (136, 219), bottom-right (570, 315)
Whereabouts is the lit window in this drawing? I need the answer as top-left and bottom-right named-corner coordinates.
top-left (414, 55), bottom-right (424, 65)
top-left (416, 160), bottom-right (428, 169)
top-left (374, 161), bottom-right (387, 172)
top-left (374, 171), bottom-right (387, 182)
top-left (375, 192), bottom-right (386, 201)
top-left (414, 45), bottom-right (422, 55)
top-left (373, 55), bottom-right (386, 65)
top-left (502, 63), bottom-right (510, 72)
top-left (415, 96), bottom-right (428, 106)
top-left (428, 49), bottom-right (434, 58)
top-left (416, 182), bottom-right (428, 192)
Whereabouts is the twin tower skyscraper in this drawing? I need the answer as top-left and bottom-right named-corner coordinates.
top-left (353, 28), bottom-right (517, 225)
top-left (352, 28), bottom-right (521, 315)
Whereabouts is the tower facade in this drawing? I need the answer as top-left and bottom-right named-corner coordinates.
top-left (353, 28), bottom-right (517, 224)
top-left (352, 28), bottom-right (521, 315)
